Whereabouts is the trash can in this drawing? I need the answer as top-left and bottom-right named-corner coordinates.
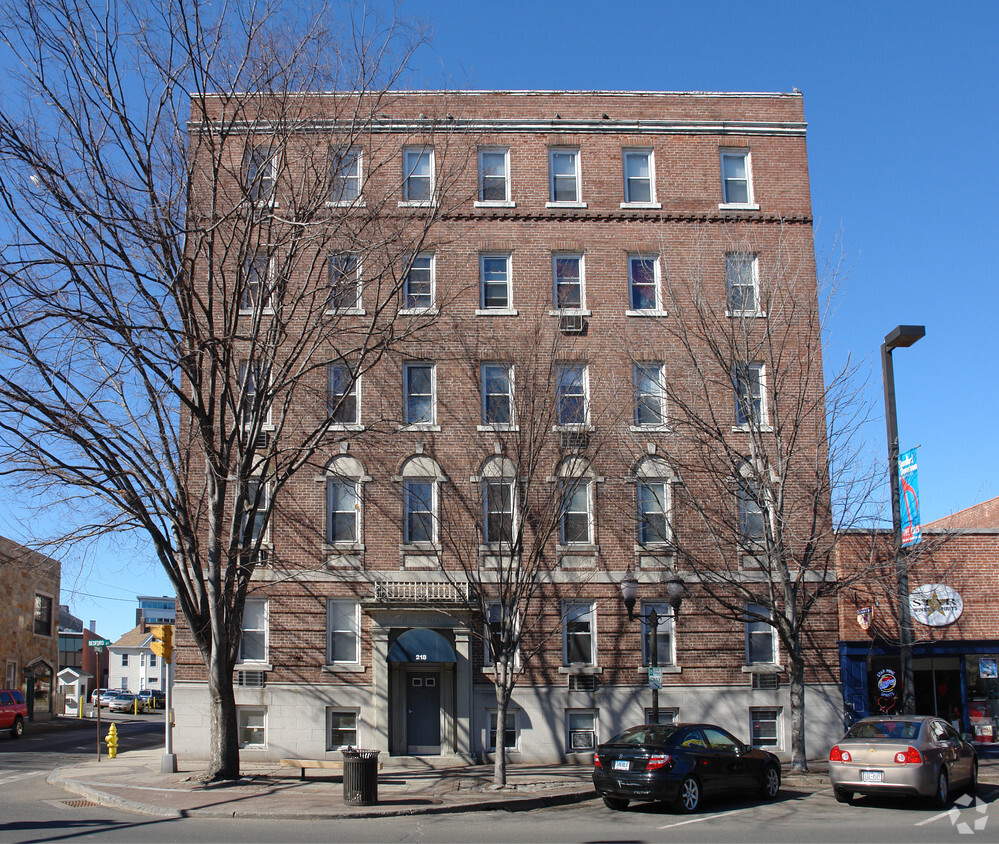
top-left (342, 747), bottom-right (380, 805)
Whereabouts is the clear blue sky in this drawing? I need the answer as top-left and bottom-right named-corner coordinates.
top-left (6, 0), bottom-right (995, 640)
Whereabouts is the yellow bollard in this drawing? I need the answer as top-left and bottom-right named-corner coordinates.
top-left (105, 723), bottom-right (119, 759)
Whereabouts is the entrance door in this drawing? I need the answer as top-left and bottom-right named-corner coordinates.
top-left (406, 671), bottom-right (441, 754)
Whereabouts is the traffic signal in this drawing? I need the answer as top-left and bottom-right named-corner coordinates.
top-left (150, 624), bottom-right (174, 664)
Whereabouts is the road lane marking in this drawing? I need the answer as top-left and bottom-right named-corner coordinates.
top-left (0, 769), bottom-right (46, 785)
top-left (657, 806), bottom-right (751, 829)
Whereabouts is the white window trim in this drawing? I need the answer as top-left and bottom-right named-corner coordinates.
top-left (326, 707), bottom-right (361, 749)
top-left (327, 253), bottom-right (365, 315)
top-left (237, 706), bottom-right (267, 749)
top-left (724, 252), bottom-right (765, 318)
top-left (484, 603), bottom-right (521, 668)
top-left (487, 708), bottom-right (520, 751)
top-left (631, 362), bottom-right (668, 431)
top-left (626, 254), bottom-right (665, 316)
top-left (749, 706), bottom-right (783, 750)
top-left (240, 478), bottom-right (272, 547)
top-left (402, 361), bottom-right (437, 428)
top-left (400, 253), bottom-right (436, 315)
top-left (245, 146), bottom-right (278, 208)
top-left (326, 147), bottom-right (364, 207)
top-left (475, 146), bottom-right (514, 207)
top-left (240, 254), bottom-right (276, 314)
top-left (718, 149), bottom-right (759, 210)
top-left (326, 599), bottom-right (361, 666)
top-left (640, 601), bottom-right (675, 666)
top-left (480, 362), bottom-right (515, 429)
top-left (237, 599), bottom-right (269, 667)
top-left (566, 708), bottom-right (598, 752)
top-left (636, 479), bottom-right (672, 547)
top-left (547, 147), bottom-right (586, 208)
top-left (402, 477), bottom-right (440, 546)
top-left (562, 602), bottom-right (596, 667)
top-left (551, 253), bottom-right (586, 312)
top-left (400, 146), bottom-right (435, 206)
top-left (621, 148), bottom-right (661, 208)
top-left (644, 707), bottom-right (679, 725)
top-left (478, 253), bottom-right (515, 313)
top-left (482, 477), bottom-right (517, 547)
top-left (744, 603), bottom-right (779, 668)
top-left (327, 363), bottom-right (362, 430)
top-left (326, 477), bottom-right (361, 548)
top-left (554, 363), bottom-right (590, 429)
top-left (733, 361), bottom-right (771, 431)
top-left (558, 477), bottom-right (594, 547)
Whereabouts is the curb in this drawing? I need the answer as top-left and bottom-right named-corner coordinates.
top-left (48, 769), bottom-right (183, 819)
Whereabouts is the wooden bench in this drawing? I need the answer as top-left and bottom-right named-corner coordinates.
top-left (278, 758), bottom-right (382, 779)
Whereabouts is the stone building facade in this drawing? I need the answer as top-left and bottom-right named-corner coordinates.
top-left (173, 90), bottom-right (842, 764)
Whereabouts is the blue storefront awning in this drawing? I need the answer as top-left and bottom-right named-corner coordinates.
top-left (387, 628), bottom-right (456, 663)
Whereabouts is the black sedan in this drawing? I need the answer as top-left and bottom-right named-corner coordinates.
top-left (592, 723), bottom-right (781, 812)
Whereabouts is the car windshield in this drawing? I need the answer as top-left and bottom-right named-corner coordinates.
top-left (845, 720), bottom-right (921, 741)
top-left (606, 725), bottom-right (679, 746)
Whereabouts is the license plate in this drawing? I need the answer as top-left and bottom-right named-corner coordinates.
top-left (861, 770), bottom-right (883, 783)
top-left (613, 760), bottom-right (630, 771)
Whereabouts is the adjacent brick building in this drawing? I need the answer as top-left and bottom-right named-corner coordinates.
top-left (173, 90), bottom-right (842, 763)
top-left (0, 536), bottom-right (60, 720)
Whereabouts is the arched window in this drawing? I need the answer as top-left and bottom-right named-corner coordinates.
top-left (633, 457), bottom-right (674, 546)
top-left (478, 456), bottom-right (517, 545)
top-left (326, 455), bottom-right (367, 546)
top-left (555, 457), bottom-right (597, 546)
top-left (400, 455), bottom-right (446, 545)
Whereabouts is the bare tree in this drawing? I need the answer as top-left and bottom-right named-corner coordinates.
top-left (0, 0), bottom-right (464, 779)
top-left (640, 223), bottom-right (880, 772)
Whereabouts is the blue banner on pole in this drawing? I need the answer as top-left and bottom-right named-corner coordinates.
top-left (898, 448), bottom-right (921, 547)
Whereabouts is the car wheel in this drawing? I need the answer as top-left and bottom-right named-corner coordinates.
top-left (602, 795), bottom-right (629, 811)
top-left (11, 716), bottom-right (24, 739)
top-left (759, 765), bottom-right (780, 800)
top-left (967, 760), bottom-right (978, 796)
top-left (833, 788), bottom-right (853, 804)
top-left (933, 768), bottom-right (950, 809)
top-left (673, 775), bottom-right (701, 813)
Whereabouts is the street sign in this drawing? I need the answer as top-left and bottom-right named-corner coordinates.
top-left (648, 667), bottom-right (663, 690)
top-left (89, 638), bottom-right (112, 647)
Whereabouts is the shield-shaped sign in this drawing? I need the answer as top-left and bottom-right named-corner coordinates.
top-left (857, 607), bottom-right (874, 630)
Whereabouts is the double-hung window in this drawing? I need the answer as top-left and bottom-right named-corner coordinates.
top-left (556, 363), bottom-right (587, 426)
top-left (563, 603), bottom-right (594, 665)
top-left (403, 362), bottom-right (435, 426)
top-left (237, 707), bottom-right (266, 748)
top-left (735, 362), bottom-right (766, 426)
top-left (633, 363), bottom-right (666, 427)
top-left (403, 147), bottom-right (433, 202)
top-left (641, 602), bottom-right (674, 666)
top-left (720, 149), bottom-right (754, 207)
top-left (328, 710), bottom-right (358, 749)
top-left (327, 599), bottom-right (360, 664)
top-left (549, 148), bottom-right (580, 204)
top-left (244, 146), bottom-right (276, 203)
top-left (553, 255), bottom-right (583, 310)
top-left (327, 478), bottom-right (358, 544)
top-left (484, 603), bottom-right (519, 666)
top-left (242, 254), bottom-right (272, 311)
top-left (239, 599), bottom-right (268, 664)
top-left (329, 254), bottom-right (360, 311)
top-left (489, 711), bottom-right (518, 750)
top-left (242, 478), bottom-right (269, 545)
top-left (328, 363), bottom-right (359, 426)
top-left (403, 480), bottom-right (435, 544)
top-left (404, 254), bottom-right (434, 310)
top-left (480, 255), bottom-right (511, 310)
top-left (622, 149), bottom-right (654, 204)
top-left (33, 594), bottom-right (53, 636)
top-left (628, 255), bottom-right (660, 312)
top-left (481, 363), bottom-right (513, 426)
top-left (559, 478), bottom-right (591, 545)
top-left (484, 478), bottom-right (514, 544)
top-left (331, 147), bottom-right (361, 203)
top-left (739, 475), bottom-right (765, 542)
top-left (727, 253), bottom-right (759, 314)
top-left (238, 360), bottom-right (269, 426)
top-left (637, 480), bottom-right (670, 545)
top-left (745, 603), bottom-right (776, 665)
top-left (750, 708), bottom-right (781, 749)
top-left (478, 147), bottom-right (510, 203)
top-left (567, 710), bottom-right (597, 751)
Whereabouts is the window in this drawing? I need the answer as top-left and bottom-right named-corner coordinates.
top-left (484, 603), bottom-right (520, 667)
top-left (328, 363), bottom-right (359, 426)
top-left (121, 653), bottom-right (129, 667)
top-left (484, 478), bottom-right (514, 544)
top-left (33, 593), bottom-right (53, 636)
top-left (331, 148), bottom-right (361, 203)
top-left (120, 677), bottom-right (128, 691)
top-left (628, 255), bottom-right (660, 311)
top-left (720, 150), bottom-right (753, 206)
top-left (726, 253), bottom-right (758, 313)
top-left (549, 148), bottom-right (580, 203)
top-left (553, 255), bottom-right (583, 310)
top-left (633, 363), bottom-right (666, 427)
top-left (556, 363), bottom-right (587, 426)
top-left (241, 478), bottom-right (269, 545)
top-left (480, 254), bottom-right (511, 309)
top-left (327, 709), bottom-right (358, 749)
top-left (239, 599), bottom-right (268, 663)
top-left (237, 706), bottom-right (266, 748)
top-left (403, 362), bottom-right (435, 425)
top-left (244, 146), bottom-right (275, 203)
top-left (563, 603), bottom-right (594, 665)
top-left (637, 481), bottom-right (670, 545)
top-left (404, 480), bottom-right (435, 544)
top-left (567, 709), bottom-right (597, 750)
top-left (478, 147), bottom-right (510, 203)
top-left (329, 254), bottom-right (360, 311)
top-left (641, 602), bottom-right (674, 666)
top-left (559, 479), bottom-right (591, 545)
top-left (327, 599), bottom-right (360, 664)
top-left (404, 254), bottom-right (434, 310)
top-left (750, 707), bottom-right (781, 749)
top-left (327, 478), bottom-right (358, 544)
top-left (644, 708), bottom-right (678, 726)
top-left (489, 710), bottom-right (518, 750)
top-left (241, 254), bottom-right (272, 311)
top-left (237, 360), bottom-right (269, 426)
top-left (745, 603), bottom-right (776, 665)
top-left (403, 147), bottom-right (433, 202)
top-left (149, 653), bottom-right (157, 667)
top-left (735, 362), bottom-right (766, 426)
top-left (739, 475), bottom-right (765, 542)
top-left (481, 363), bottom-right (513, 426)
top-left (623, 149), bottom-right (654, 204)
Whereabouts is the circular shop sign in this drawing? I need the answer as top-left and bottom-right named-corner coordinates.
top-left (909, 583), bottom-right (963, 627)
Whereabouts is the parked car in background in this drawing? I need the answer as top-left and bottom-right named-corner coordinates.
top-left (108, 692), bottom-right (146, 714)
top-left (0, 690), bottom-right (28, 739)
top-left (90, 688), bottom-right (108, 705)
top-left (593, 723), bottom-right (781, 812)
top-left (137, 690), bottom-right (165, 709)
top-left (829, 716), bottom-right (977, 807)
top-left (98, 689), bottom-right (120, 708)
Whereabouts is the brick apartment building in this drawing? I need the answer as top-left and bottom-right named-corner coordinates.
top-left (173, 90), bottom-right (842, 764)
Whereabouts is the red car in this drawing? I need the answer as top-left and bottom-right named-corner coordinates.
top-left (0, 689), bottom-right (28, 738)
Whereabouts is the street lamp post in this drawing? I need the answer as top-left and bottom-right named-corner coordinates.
top-left (881, 324), bottom-right (924, 716)
top-left (620, 570), bottom-right (685, 724)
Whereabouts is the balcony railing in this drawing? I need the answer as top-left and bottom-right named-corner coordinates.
top-left (373, 579), bottom-right (469, 603)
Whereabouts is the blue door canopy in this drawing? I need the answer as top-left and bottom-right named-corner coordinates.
top-left (388, 628), bottom-right (456, 663)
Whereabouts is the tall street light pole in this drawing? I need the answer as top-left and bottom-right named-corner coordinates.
top-left (881, 324), bottom-right (924, 716)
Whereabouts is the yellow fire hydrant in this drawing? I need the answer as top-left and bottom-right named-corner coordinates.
top-left (105, 723), bottom-right (119, 759)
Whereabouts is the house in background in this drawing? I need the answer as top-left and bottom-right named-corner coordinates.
top-left (58, 605), bottom-right (109, 699)
top-left (108, 624), bottom-right (171, 693)
top-left (136, 595), bottom-right (176, 630)
top-left (0, 536), bottom-right (60, 720)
